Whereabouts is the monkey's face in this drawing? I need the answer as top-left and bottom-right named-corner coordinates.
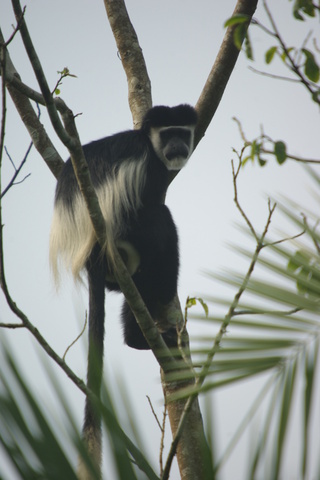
top-left (149, 126), bottom-right (195, 170)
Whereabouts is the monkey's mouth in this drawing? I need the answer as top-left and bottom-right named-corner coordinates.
top-left (165, 144), bottom-right (189, 162)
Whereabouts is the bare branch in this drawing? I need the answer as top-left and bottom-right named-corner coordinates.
top-left (146, 395), bottom-right (163, 432)
top-left (195, 0), bottom-right (259, 147)
top-left (232, 158), bottom-right (259, 241)
top-left (248, 65), bottom-right (302, 83)
top-left (0, 27), bottom-right (64, 178)
top-left (103, 0), bottom-right (152, 127)
top-left (233, 307), bottom-right (302, 316)
top-left (167, 0), bottom-right (259, 187)
top-left (1, 139), bottom-right (33, 198)
top-left (11, 0), bottom-right (77, 150)
top-left (3, 5), bottom-right (26, 47)
top-left (0, 322), bottom-right (25, 328)
top-left (159, 403), bottom-right (167, 476)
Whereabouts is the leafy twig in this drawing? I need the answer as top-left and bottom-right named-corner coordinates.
top-left (233, 117), bottom-right (320, 165)
top-left (263, 0), bottom-right (320, 104)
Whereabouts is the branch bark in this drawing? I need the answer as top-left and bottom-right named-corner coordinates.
top-left (0, 27), bottom-right (64, 178)
top-left (103, 0), bottom-right (152, 127)
top-left (195, 0), bottom-right (259, 146)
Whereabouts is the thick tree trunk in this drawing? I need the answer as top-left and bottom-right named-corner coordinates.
top-left (162, 375), bottom-right (212, 480)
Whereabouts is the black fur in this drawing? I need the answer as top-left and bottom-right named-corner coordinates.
top-left (52, 104), bottom-right (197, 349)
top-left (51, 104), bottom-right (197, 474)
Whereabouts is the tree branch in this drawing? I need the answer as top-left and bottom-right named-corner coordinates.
top-left (0, 27), bottom-right (64, 178)
top-left (103, 0), bottom-right (152, 127)
top-left (263, 0), bottom-right (320, 104)
top-left (195, 0), bottom-right (259, 147)
top-left (11, 0), bottom-right (77, 151)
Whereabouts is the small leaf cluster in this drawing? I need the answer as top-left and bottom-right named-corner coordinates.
top-left (288, 249), bottom-right (320, 296)
top-left (224, 14), bottom-right (253, 60)
top-left (185, 296), bottom-right (209, 318)
top-left (53, 67), bottom-right (77, 96)
top-left (242, 136), bottom-right (287, 167)
top-left (290, 0), bottom-right (320, 20)
top-left (265, 44), bottom-right (320, 84)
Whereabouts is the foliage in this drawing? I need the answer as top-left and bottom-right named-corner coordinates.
top-left (0, 345), bottom-right (158, 480)
top-left (226, 0), bottom-right (320, 106)
top-left (188, 198), bottom-right (320, 478)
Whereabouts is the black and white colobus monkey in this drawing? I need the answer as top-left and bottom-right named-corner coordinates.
top-left (49, 104), bottom-right (197, 468)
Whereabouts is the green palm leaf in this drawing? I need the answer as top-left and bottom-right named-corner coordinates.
top-left (187, 202), bottom-right (320, 478)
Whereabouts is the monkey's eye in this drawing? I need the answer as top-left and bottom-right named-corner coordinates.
top-left (160, 128), bottom-right (191, 145)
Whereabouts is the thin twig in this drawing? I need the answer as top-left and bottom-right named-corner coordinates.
top-left (146, 395), bottom-right (162, 432)
top-left (11, 0), bottom-right (76, 150)
top-left (159, 403), bottom-right (167, 476)
top-left (248, 66), bottom-right (301, 83)
top-left (233, 307), bottom-right (302, 316)
top-left (232, 159), bottom-right (259, 241)
top-left (1, 143), bottom-right (33, 197)
top-left (3, 5), bottom-right (26, 46)
top-left (62, 312), bottom-right (88, 362)
top-left (266, 229), bottom-right (306, 247)
top-left (0, 322), bottom-right (25, 328)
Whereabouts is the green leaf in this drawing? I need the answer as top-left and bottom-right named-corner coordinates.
top-left (233, 23), bottom-right (247, 51)
top-left (292, 0), bottom-right (316, 19)
top-left (302, 49), bottom-right (320, 83)
top-left (241, 155), bottom-right (253, 166)
top-left (311, 89), bottom-right (320, 103)
top-left (280, 47), bottom-right (294, 63)
top-left (186, 297), bottom-right (209, 317)
top-left (244, 31), bottom-right (253, 60)
top-left (258, 156), bottom-right (267, 167)
top-left (251, 139), bottom-right (260, 160)
top-left (224, 14), bottom-right (250, 28)
top-left (274, 141), bottom-right (287, 165)
top-left (288, 250), bottom-right (308, 272)
top-left (265, 46), bottom-right (278, 64)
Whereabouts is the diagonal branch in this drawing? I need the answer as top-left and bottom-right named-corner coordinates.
top-left (0, 29), bottom-right (64, 178)
top-left (195, 0), bottom-right (259, 147)
top-left (11, 0), bottom-right (76, 151)
top-left (168, 0), bottom-right (259, 186)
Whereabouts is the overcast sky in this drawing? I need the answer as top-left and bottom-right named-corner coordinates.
top-left (1, 1), bottom-right (320, 479)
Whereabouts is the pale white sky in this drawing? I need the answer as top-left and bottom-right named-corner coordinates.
top-left (1, 1), bottom-right (319, 479)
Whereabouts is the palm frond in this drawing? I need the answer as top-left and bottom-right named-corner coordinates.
top-left (0, 343), bottom-right (159, 480)
top-left (187, 202), bottom-right (320, 478)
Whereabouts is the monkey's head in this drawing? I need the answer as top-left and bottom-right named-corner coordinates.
top-left (142, 104), bottom-right (197, 170)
